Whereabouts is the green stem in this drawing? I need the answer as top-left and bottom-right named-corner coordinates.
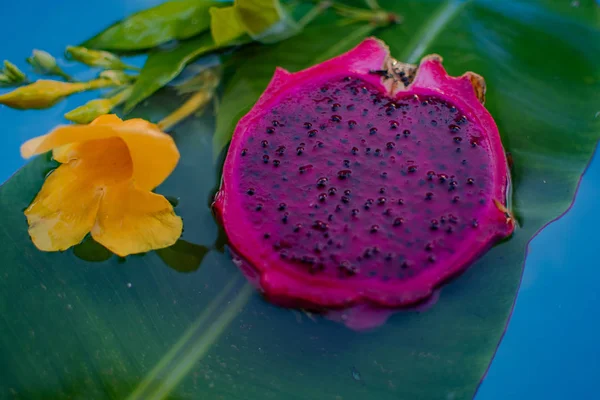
top-left (298, 0), bottom-right (332, 27)
top-left (364, 0), bottom-right (381, 9)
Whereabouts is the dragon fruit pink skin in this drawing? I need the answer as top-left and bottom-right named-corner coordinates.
top-left (214, 37), bottom-right (514, 312)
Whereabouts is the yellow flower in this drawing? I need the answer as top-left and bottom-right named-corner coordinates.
top-left (21, 114), bottom-right (183, 257)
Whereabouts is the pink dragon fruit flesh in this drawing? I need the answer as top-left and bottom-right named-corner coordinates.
top-left (214, 38), bottom-right (514, 325)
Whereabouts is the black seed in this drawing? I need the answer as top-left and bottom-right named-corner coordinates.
top-left (452, 196), bottom-right (460, 203)
top-left (381, 172), bottom-right (388, 178)
top-left (278, 203), bottom-right (287, 211)
top-left (430, 120), bottom-right (438, 126)
top-left (449, 106), bottom-right (457, 113)
top-left (299, 164), bottom-right (312, 173)
top-left (337, 170), bottom-right (352, 179)
top-left (241, 148), bottom-right (248, 156)
top-left (293, 223), bottom-right (302, 232)
top-left (341, 196), bottom-right (350, 204)
top-left (385, 253), bottom-right (393, 261)
top-left (449, 180), bottom-right (458, 190)
top-left (453, 136), bottom-right (462, 143)
top-left (467, 177), bottom-right (475, 185)
top-left (343, 76), bottom-right (352, 82)
top-left (318, 193), bottom-right (328, 202)
top-left (304, 122), bottom-right (312, 129)
top-left (332, 103), bottom-right (341, 111)
top-left (280, 250), bottom-right (288, 259)
top-left (266, 127), bottom-right (275, 134)
top-left (313, 220), bottom-right (329, 231)
top-left (263, 233), bottom-right (270, 239)
top-left (377, 197), bottom-right (386, 205)
top-left (390, 120), bottom-right (399, 129)
top-left (446, 226), bottom-right (454, 234)
top-left (335, 204), bottom-right (342, 212)
top-left (425, 242), bottom-right (434, 251)
top-left (462, 159), bottom-right (467, 165)
top-left (328, 187), bottom-right (337, 195)
top-left (348, 120), bottom-right (357, 129)
top-left (339, 261), bottom-right (357, 276)
top-left (430, 219), bottom-right (439, 230)
top-left (351, 146), bottom-right (359, 155)
top-left (331, 115), bottom-right (342, 122)
top-left (351, 208), bottom-right (359, 217)
top-left (308, 129), bottom-right (318, 137)
top-left (393, 217), bottom-right (404, 226)
top-left (273, 159), bottom-right (280, 167)
top-left (370, 225), bottom-right (379, 233)
top-left (262, 155), bottom-right (270, 164)
top-left (438, 174), bottom-right (448, 183)
top-left (321, 86), bottom-right (328, 92)
top-left (328, 214), bottom-right (334, 221)
top-left (374, 149), bottom-right (382, 156)
top-left (261, 140), bottom-right (269, 148)
top-left (449, 214), bottom-right (458, 224)
top-left (403, 129), bottom-right (411, 137)
top-left (247, 188), bottom-right (255, 195)
top-left (456, 115), bottom-right (468, 125)
top-left (276, 145), bottom-right (286, 155)
top-left (369, 127), bottom-right (378, 135)
top-left (255, 204), bottom-right (263, 211)
top-left (449, 124), bottom-right (460, 133)
top-left (425, 192), bottom-right (434, 200)
top-left (343, 159), bottom-right (350, 167)
top-left (428, 255), bottom-right (436, 263)
top-left (282, 212), bottom-right (289, 223)
top-left (408, 165), bottom-right (417, 173)
top-left (398, 199), bottom-right (404, 205)
top-left (296, 146), bottom-right (304, 155)
top-left (317, 141), bottom-right (324, 148)
top-left (427, 170), bottom-right (435, 180)
top-left (401, 261), bottom-right (409, 269)
top-left (386, 142), bottom-right (395, 149)
top-left (472, 219), bottom-right (479, 228)
top-left (317, 177), bottom-right (328, 187)
top-left (344, 190), bottom-right (351, 195)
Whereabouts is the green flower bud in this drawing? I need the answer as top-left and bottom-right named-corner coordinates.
top-left (0, 74), bottom-right (11, 85)
top-left (26, 50), bottom-right (72, 81)
top-left (3, 61), bottom-right (27, 83)
top-left (66, 46), bottom-right (138, 71)
top-left (99, 70), bottom-right (134, 86)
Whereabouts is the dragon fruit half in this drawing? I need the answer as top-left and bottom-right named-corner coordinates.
top-left (214, 38), bottom-right (514, 322)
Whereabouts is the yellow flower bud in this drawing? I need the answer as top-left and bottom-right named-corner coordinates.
top-left (0, 78), bottom-right (116, 110)
top-left (66, 46), bottom-right (138, 71)
top-left (3, 61), bottom-right (27, 84)
top-left (64, 85), bottom-right (132, 123)
top-left (64, 98), bottom-right (113, 124)
top-left (26, 50), bottom-right (72, 81)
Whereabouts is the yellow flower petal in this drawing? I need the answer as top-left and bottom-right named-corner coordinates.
top-left (25, 137), bottom-right (133, 252)
top-left (25, 163), bottom-right (102, 251)
top-left (21, 114), bottom-right (179, 190)
top-left (91, 181), bottom-right (183, 256)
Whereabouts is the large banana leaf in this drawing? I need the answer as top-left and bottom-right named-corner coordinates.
top-left (1, 1), bottom-right (599, 399)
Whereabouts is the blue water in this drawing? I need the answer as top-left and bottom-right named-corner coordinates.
top-left (1, 1), bottom-right (599, 399)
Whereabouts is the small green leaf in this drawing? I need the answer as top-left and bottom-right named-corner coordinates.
top-left (124, 34), bottom-right (219, 112)
top-left (83, 0), bottom-right (224, 51)
top-left (155, 240), bottom-right (209, 273)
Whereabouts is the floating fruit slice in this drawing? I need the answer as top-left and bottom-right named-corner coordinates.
top-left (214, 37), bottom-right (514, 315)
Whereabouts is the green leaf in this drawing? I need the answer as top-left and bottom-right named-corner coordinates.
top-left (83, 0), bottom-right (225, 51)
top-left (210, 0), bottom-right (299, 46)
top-left (124, 34), bottom-right (219, 112)
top-left (1, 1), bottom-right (599, 399)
